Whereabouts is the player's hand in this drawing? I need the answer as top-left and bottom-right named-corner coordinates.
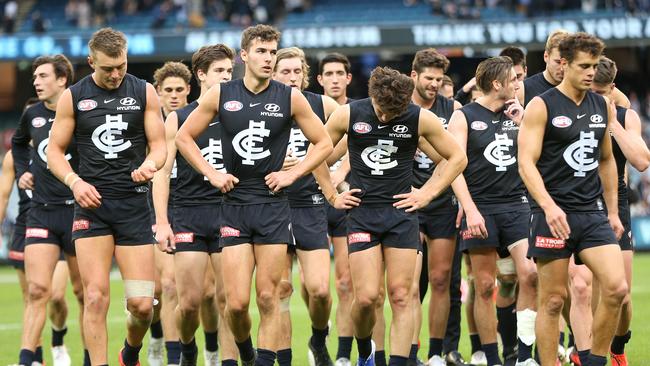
top-left (72, 179), bottom-right (102, 209)
top-left (505, 98), bottom-right (524, 124)
top-left (206, 170), bottom-right (239, 193)
top-left (455, 205), bottom-right (465, 228)
top-left (543, 204), bottom-right (570, 240)
top-left (393, 187), bottom-right (435, 212)
top-left (265, 170), bottom-right (297, 193)
top-left (155, 223), bottom-right (175, 253)
top-left (608, 213), bottom-right (624, 240)
top-left (282, 149), bottom-right (299, 171)
top-left (332, 189), bottom-right (362, 210)
top-left (131, 160), bottom-right (157, 183)
top-left (464, 207), bottom-right (488, 239)
top-left (18, 172), bottom-right (34, 190)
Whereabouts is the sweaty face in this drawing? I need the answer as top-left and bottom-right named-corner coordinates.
top-left (564, 51), bottom-right (599, 92)
top-left (544, 48), bottom-right (564, 85)
top-left (273, 57), bottom-right (304, 89)
top-left (241, 38), bottom-right (277, 80)
top-left (318, 62), bottom-right (351, 100)
top-left (414, 67), bottom-right (444, 102)
top-left (202, 58), bottom-right (234, 89)
top-left (33, 63), bottom-right (66, 102)
top-left (90, 50), bottom-right (127, 90)
top-left (157, 76), bottom-right (190, 112)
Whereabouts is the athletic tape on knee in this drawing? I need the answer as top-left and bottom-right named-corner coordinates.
top-left (496, 257), bottom-right (516, 276)
top-left (280, 296), bottom-right (291, 312)
top-left (516, 309), bottom-right (537, 346)
top-left (124, 280), bottom-right (155, 299)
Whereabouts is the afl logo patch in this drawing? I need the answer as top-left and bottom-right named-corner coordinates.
top-left (77, 99), bottom-right (97, 111)
top-left (223, 101), bottom-right (243, 112)
top-left (590, 114), bottom-right (603, 123)
top-left (31, 117), bottom-right (46, 128)
top-left (470, 121), bottom-right (487, 131)
top-left (353, 122), bottom-right (372, 134)
top-left (119, 97), bottom-right (137, 106)
top-left (264, 103), bottom-right (280, 112)
top-left (552, 116), bottom-right (572, 128)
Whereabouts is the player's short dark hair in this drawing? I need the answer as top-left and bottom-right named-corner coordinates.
top-left (442, 75), bottom-right (453, 87)
top-left (499, 46), bottom-right (526, 68)
top-left (558, 32), bottom-right (605, 64)
top-left (412, 48), bottom-right (450, 74)
top-left (191, 44), bottom-right (235, 80)
top-left (318, 53), bottom-right (351, 75)
top-left (545, 29), bottom-right (570, 53)
top-left (88, 27), bottom-right (127, 58)
top-left (475, 56), bottom-right (513, 93)
top-left (153, 61), bottom-right (192, 88)
top-left (594, 56), bottom-right (617, 85)
top-left (368, 66), bottom-right (414, 117)
top-left (240, 24), bottom-right (281, 51)
top-left (32, 54), bottom-right (74, 87)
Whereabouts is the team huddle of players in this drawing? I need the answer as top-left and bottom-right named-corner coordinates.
top-left (2, 22), bottom-right (647, 366)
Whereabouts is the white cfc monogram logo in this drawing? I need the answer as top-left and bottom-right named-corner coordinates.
top-left (38, 131), bottom-right (71, 164)
top-left (484, 133), bottom-right (516, 171)
top-left (288, 128), bottom-right (308, 160)
top-left (361, 139), bottom-right (398, 175)
top-left (414, 150), bottom-right (432, 169)
top-left (563, 131), bottom-right (599, 177)
top-left (92, 114), bottom-right (131, 159)
top-left (201, 138), bottom-right (225, 180)
top-left (232, 120), bottom-right (270, 165)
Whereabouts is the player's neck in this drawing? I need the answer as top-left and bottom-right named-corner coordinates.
top-left (542, 70), bottom-right (559, 86)
top-left (43, 91), bottom-right (63, 111)
top-left (476, 94), bottom-right (504, 112)
top-left (411, 91), bottom-right (435, 109)
top-left (557, 80), bottom-right (587, 104)
top-left (243, 73), bottom-right (271, 94)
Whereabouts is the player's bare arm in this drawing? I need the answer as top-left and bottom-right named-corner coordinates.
top-left (152, 111), bottom-right (178, 252)
top-left (132, 83), bottom-right (166, 183)
top-left (265, 88), bottom-right (333, 192)
top-left (518, 96), bottom-right (570, 240)
top-left (599, 96), bottom-right (623, 238)
top-left (48, 89), bottom-right (102, 209)
top-left (0, 151), bottom-right (16, 227)
top-left (176, 84), bottom-right (238, 193)
top-left (608, 103), bottom-right (650, 172)
top-left (394, 109), bottom-right (467, 212)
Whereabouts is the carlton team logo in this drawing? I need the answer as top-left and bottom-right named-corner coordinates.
top-left (31, 117), bottom-right (46, 128)
top-left (223, 101), bottom-right (243, 112)
top-left (200, 138), bottom-right (225, 179)
top-left (563, 130), bottom-right (599, 177)
top-left (353, 122), bottom-right (372, 134)
top-left (77, 99), bottom-right (97, 111)
top-left (232, 120), bottom-right (271, 165)
top-left (552, 116), bottom-right (572, 128)
top-left (361, 139), bottom-right (398, 175)
top-left (470, 121), bottom-right (487, 130)
top-left (483, 133), bottom-right (516, 171)
top-left (92, 114), bottom-right (132, 159)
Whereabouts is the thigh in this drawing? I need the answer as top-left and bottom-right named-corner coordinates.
top-left (175, 251), bottom-right (209, 300)
top-left (221, 244), bottom-right (255, 304)
top-left (51, 259), bottom-right (70, 297)
top-left (74, 235), bottom-right (115, 292)
top-left (384, 247), bottom-right (417, 296)
top-left (537, 258), bottom-right (570, 296)
top-left (296, 248), bottom-right (330, 288)
top-left (115, 244), bottom-right (155, 281)
top-left (578, 244), bottom-right (626, 291)
top-left (508, 238), bottom-right (535, 277)
top-left (426, 235), bottom-right (456, 273)
top-left (24, 244), bottom-right (61, 288)
top-left (349, 245), bottom-right (383, 297)
top-left (254, 244), bottom-right (290, 292)
top-left (468, 248), bottom-right (497, 282)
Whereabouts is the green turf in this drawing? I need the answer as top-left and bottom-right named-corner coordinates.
top-left (1, 254), bottom-right (649, 365)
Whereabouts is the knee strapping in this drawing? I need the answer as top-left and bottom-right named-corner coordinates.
top-left (516, 309), bottom-right (537, 346)
top-left (124, 280), bottom-right (155, 299)
top-left (496, 257), bottom-right (516, 276)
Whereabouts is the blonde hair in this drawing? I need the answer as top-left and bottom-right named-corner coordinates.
top-left (275, 47), bottom-right (310, 90)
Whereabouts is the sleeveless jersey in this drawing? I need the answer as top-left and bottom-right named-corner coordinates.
top-left (286, 90), bottom-right (326, 207)
top-left (173, 101), bottom-right (224, 206)
top-left (348, 98), bottom-right (420, 205)
top-left (524, 72), bottom-right (555, 107)
top-left (218, 79), bottom-right (293, 204)
top-left (613, 106), bottom-right (628, 203)
top-left (460, 102), bottom-right (527, 213)
top-left (534, 88), bottom-right (609, 212)
top-left (413, 94), bottom-right (457, 214)
top-left (70, 73), bottom-right (149, 198)
top-left (12, 101), bottom-right (78, 205)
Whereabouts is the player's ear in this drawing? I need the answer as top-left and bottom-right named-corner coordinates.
top-left (240, 48), bottom-right (248, 63)
top-left (87, 55), bottom-right (94, 69)
top-left (317, 75), bottom-right (324, 86)
top-left (410, 70), bottom-right (417, 79)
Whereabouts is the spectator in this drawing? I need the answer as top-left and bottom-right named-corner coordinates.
top-left (151, 0), bottom-right (173, 28)
top-left (65, 0), bottom-right (79, 25)
top-left (3, 0), bottom-right (17, 34)
top-left (123, 0), bottom-right (138, 15)
top-left (31, 10), bottom-right (49, 33)
top-left (77, 0), bottom-right (92, 27)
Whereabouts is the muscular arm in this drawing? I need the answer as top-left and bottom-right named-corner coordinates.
top-left (598, 97), bottom-right (619, 219)
top-left (152, 111), bottom-right (178, 226)
top-left (0, 151), bottom-right (16, 224)
top-left (610, 107), bottom-right (650, 172)
top-left (611, 87), bottom-right (631, 109)
top-left (143, 83), bottom-right (167, 170)
top-left (446, 110), bottom-right (476, 213)
top-left (48, 89), bottom-right (77, 184)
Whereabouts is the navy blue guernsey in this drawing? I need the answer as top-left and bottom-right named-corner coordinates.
top-left (460, 102), bottom-right (527, 214)
top-left (613, 106), bottom-right (628, 203)
top-left (413, 94), bottom-right (457, 214)
top-left (348, 98), bottom-right (420, 205)
top-left (286, 90), bottom-right (326, 207)
top-left (173, 101), bottom-right (223, 206)
top-left (70, 73), bottom-right (149, 198)
top-left (218, 79), bottom-right (293, 204)
top-left (524, 72), bottom-right (555, 107)
top-left (12, 101), bottom-right (78, 205)
top-left (534, 88), bottom-right (609, 212)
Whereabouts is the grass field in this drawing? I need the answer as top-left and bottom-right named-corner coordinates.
top-left (1, 254), bottom-right (649, 365)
